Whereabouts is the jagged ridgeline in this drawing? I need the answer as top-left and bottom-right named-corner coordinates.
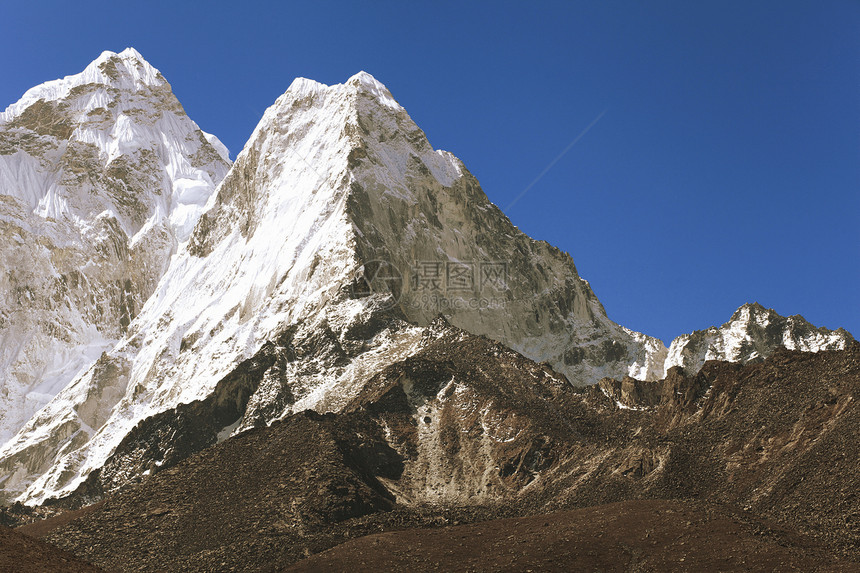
top-left (0, 52), bottom-right (852, 509)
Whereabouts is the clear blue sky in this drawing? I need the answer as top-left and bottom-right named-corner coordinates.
top-left (1, 1), bottom-right (857, 343)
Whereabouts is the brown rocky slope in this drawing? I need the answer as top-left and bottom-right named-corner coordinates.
top-left (286, 499), bottom-right (851, 572)
top-left (0, 524), bottom-right (104, 572)
top-left (17, 330), bottom-right (860, 571)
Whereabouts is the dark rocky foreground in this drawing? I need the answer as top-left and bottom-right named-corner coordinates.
top-left (8, 333), bottom-right (860, 572)
top-left (0, 525), bottom-right (104, 572)
top-left (285, 499), bottom-right (852, 572)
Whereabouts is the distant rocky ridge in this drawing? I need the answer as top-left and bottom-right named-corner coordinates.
top-left (663, 301), bottom-right (853, 376)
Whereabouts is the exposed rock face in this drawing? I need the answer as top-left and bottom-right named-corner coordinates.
top-left (340, 323), bottom-right (576, 505)
top-left (664, 302), bottom-right (854, 376)
top-left (0, 48), bottom-right (230, 444)
top-left (0, 71), bottom-right (666, 504)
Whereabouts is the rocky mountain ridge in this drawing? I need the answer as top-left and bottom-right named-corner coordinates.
top-left (16, 332), bottom-right (860, 572)
top-left (664, 301), bottom-right (853, 376)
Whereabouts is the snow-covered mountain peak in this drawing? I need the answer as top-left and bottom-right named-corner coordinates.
top-left (281, 72), bottom-right (399, 106)
top-left (271, 71), bottom-right (400, 130)
top-left (730, 301), bottom-right (774, 325)
top-left (663, 302), bottom-right (854, 376)
top-left (283, 76), bottom-right (329, 98)
top-left (1, 47), bottom-right (163, 123)
top-left (346, 71), bottom-right (402, 110)
top-left (103, 47), bottom-right (148, 64)
top-left (0, 49), bottom-right (230, 448)
top-left (88, 47), bottom-right (161, 88)
top-left (347, 70), bottom-right (379, 85)
top-left (0, 47), bottom-right (230, 239)
top-left (191, 70), bottom-right (422, 260)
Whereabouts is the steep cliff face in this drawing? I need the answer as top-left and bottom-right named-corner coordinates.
top-left (339, 73), bottom-right (667, 383)
top-left (663, 302), bottom-right (854, 376)
top-left (0, 71), bottom-right (665, 504)
top-left (0, 48), bottom-right (230, 444)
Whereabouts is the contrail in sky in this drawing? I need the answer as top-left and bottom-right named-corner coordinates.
top-left (504, 108), bottom-right (608, 212)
